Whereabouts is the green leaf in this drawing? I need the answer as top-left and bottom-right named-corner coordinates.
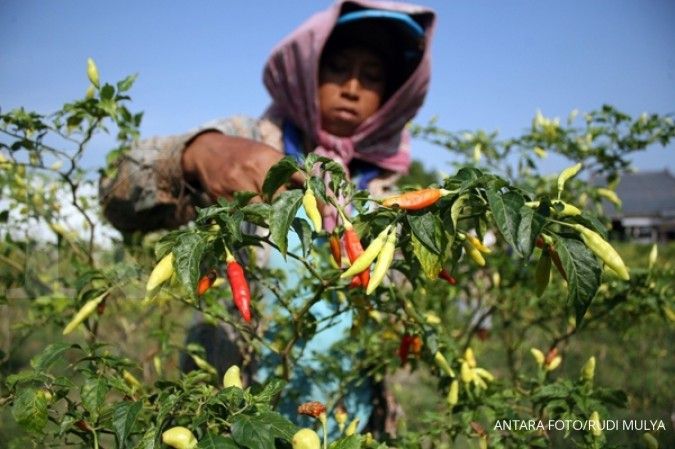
top-left (133, 424), bottom-right (160, 449)
top-left (11, 388), bottom-right (48, 433)
top-left (450, 194), bottom-right (470, 230)
top-left (241, 203), bottom-right (271, 227)
top-left (291, 218), bottom-right (313, 258)
top-left (100, 83), bottom-right (115, 101)
top-left (517, 206), bottom-right (546, 260)
top-left (113, 400), bottom-right (143, 449)
top-left (197, 433), bottom-right (238, 449)
top-left (117, 74), bottom-right (138, 93)
top-left (174, 233), bottom-right (207, 297)
top-left (257, 411), bottom-right (297, 440)
top-left (407, 211), bottom-right (443, 255)
top-left (261, 157), bottom-right (299, 201)
top-left (330, 435), bottom-right (363, 449)
top-left (270, 190), bottom-right (303, 258)
top-left (81, 377), bottom-right (108, 421)
top-left (254, 378), bottom-right (286, 405)
top-left (231, 414), bottom-right (275, 449)
top-left (234, 191), bottom-right (259, 207)
top-left (30, 342), bottom-right (72, 372)
top-left (532, 383), bottom-right (572, 402)
top-left (308, 176), bottom-right (327, 202)
top-left (411, 233), bottom-right (441, 279)
top-left (487, 188), bottom-right (524, 251)
top-left (6, 370), bottom-right (50, 389)
top-left (555, 237), bottom-right (601, 324)
top-left (219, 209), bottom-right (244, 243)
top-left (534, 251), bottom-right (551, 296)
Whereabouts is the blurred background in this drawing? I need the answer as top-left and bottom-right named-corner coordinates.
top-left (1, 0), bottom-right (674, 174)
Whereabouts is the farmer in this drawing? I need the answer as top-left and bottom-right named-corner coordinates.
top-left (100, 0), bottom-right (435, 437)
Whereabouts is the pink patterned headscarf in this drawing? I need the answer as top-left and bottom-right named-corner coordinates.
top-left (262, 0), bottom-right (436, 174)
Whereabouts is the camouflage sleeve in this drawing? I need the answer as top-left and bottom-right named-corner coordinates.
top-left (99, 116), bottom-right (283, 233)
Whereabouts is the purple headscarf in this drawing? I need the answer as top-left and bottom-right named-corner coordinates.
top-left (262, 0), bottom-right (436, 175)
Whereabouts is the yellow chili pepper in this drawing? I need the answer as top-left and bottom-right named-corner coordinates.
top-left (597, 187), bottom-right (621, 207)
top-left (569, 224), bottom-right (629, 280)
top-left (345, 417), bottom-right (359, 436)
top-left (557, 162), bottom-right (582, 197)
top-left (581, 356), bottom-right (596, 382)
top-left (460, 361), bottom-right (474, 383)
top-left (302, 187), bottom-right (322, 232)
top-left (123, 370), bottom-right (142, 391)
top-left (648, 244), bottom-right (657, 270)
top-left (292, 429), bottom-right (321, 449)
top-left (589, 411), bottom-right (602, 437)
top-left (62, 293), bottom-right (107, 335)
top-left (434, 351), bottom-right (455, 377)
top-left (162, 427), bottom-right (198, 449)
top-left (525, 200), bottom-right (581, 216)
top-left (530, 348), bottom-right (545, 366)
top-left (365, 228), bottom-right (397, 294)
top-left (223, 365), bottom-right (243, 389)
top-left (146, 253), bottom-right (174, 292)
top-left (334, 407), bottom-right (348, 433)
top-left (464, 241), bottom-right (486, 267)
top-left (86, 57), bottom-right (100, 88)
top-left (340, 225), bottom-right (392, 279)
top-left (465, 234), bottom-right (492, 254)
top-left (447, 380), bottom-right (459, 407)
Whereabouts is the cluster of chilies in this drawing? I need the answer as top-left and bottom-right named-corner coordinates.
top-left (329, 188), bottom-right (460, 295)
top-left (146, 249), bottom-right (253, 323)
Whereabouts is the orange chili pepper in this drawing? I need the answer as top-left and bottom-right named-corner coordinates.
top-left (381, 188), bottom-right (450, 210)
top-left (343, 228), bottom-right (369, 288)
top-left (196, 269), bottom-right (217, 296)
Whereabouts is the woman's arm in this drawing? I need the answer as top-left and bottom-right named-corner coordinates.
top-left (99, 117), bottom-right (296, 233)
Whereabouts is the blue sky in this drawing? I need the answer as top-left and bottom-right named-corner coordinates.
top-left (1, 0), bottom-right (674, 175)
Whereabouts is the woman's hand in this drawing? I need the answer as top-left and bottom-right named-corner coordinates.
top-left (181, 131), bottom-right (302, 201)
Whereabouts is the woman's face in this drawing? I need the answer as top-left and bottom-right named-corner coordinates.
top-left (318, 46), bottom-right (387, 137)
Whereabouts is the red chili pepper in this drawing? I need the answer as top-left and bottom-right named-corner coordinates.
top-left (547, 245), bottom-right (567, 281)
top-left (343, 228), bottom-right (370, 288)
top-left (226, 253), bottom-right (251, 322)
top-left (438, 269), bottom-right (457, 285)
top-left (398, 334), bottom-right (413, 365)
top-left (349, 276), bottom-right (362, 288)
top-left (329, 232), bottom-right (342, 267)
top-left (96, 299), bottom-right (106, 316)
top-left (545, 347), bottom-right (559, 366)
top-left (381, 188), bottom-right (448, 210)
top-left (196, 269), bottom-right (217, 296)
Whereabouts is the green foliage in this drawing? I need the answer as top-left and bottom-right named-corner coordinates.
top-left (1, 62), bottom-right (674, 449)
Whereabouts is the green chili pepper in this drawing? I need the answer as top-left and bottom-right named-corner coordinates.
top-left (340, 225), bottom-right (392, 279)
top-left (366, 228), bottom-right (397, 294)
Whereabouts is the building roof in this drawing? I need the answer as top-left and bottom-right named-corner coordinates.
top-left (604, 170), bottom-right (675, 219)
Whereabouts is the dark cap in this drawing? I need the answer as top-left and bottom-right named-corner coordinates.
top-left (334, 9), bottom-right (425, 62)
top-left (323, 8), bottom-right (426, 97)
